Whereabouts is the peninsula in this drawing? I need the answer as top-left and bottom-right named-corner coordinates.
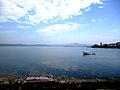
top-left (92, 42), bottom-right (120, 49)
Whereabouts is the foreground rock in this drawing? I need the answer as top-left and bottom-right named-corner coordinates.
top-left (0, 77), bottom-right (120, 90)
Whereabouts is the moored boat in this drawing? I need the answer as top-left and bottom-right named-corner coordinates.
top-left (83, 52), bottom-right (95, 55)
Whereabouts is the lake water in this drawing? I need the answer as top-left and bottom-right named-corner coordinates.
top-left (0, 46), bottom-right (120, 78)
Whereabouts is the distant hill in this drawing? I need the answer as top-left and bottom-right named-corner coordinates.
top-left (0, 44), bottom-right (49, 46)
top-left (64, 43), bottom-right (90, 47)
top-left (0, 43), bottom-right (90, 47)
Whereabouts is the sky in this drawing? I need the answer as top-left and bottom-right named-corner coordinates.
top-left (0, 0), bottom-right (120, 44)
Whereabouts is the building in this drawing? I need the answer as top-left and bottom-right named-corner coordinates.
top-left (26, 76), bottom-right (54, 82)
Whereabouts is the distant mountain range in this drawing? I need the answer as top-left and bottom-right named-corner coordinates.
top-left (0, 43), bottom-right (90, 47)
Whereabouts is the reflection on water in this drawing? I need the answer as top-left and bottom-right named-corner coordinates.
top-left (0, 46), bottom-right (120, 77)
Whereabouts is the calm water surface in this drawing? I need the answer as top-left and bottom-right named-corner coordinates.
top-left (0, 46), bottom-right (120, 77)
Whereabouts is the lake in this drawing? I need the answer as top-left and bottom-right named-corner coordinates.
top-left (0, 46), bottom-right (120, 78)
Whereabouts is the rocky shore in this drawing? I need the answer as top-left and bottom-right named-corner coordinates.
top-left (0, 77), bottom-right (120, 90)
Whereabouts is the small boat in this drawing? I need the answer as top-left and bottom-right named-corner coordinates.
top-left (83, 52), bottom-right (95, 55)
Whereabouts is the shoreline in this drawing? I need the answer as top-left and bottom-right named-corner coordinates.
top-left (0, 77), bottom-right (120, 90)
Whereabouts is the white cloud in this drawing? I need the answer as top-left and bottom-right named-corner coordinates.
top-left (98, 19), bottom-right (102, 22)
top-left (105, 18), bottom-right (109, 20)
top-left (0, 25), bottom-right (31, 29)
top-left (16, 26), bottom-right (31, 28)
top-left (82, 17), bottom-right (87, 20)
top-left (0, 0), bottom-right (28, 23)
top-left (91, 19), bottom-right (96, 22)
top-left (98, 6), bottom-right (104, 8)
top-left (110, 29), bottom-right (119, 33)
top-left (37, 22), bottom-right (83, 35)
top-left (0, 0), bottom-right (103, 25)
top-left (91, 19), bottom-right (103, 22)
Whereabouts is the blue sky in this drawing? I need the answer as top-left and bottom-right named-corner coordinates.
top-left (0, 0), bottom-right (120, 44)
